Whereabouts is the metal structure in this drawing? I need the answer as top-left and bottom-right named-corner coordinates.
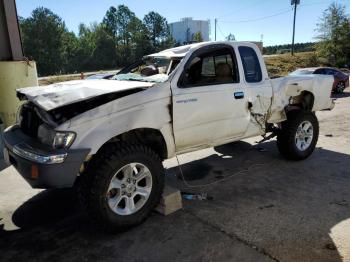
top-left (169, 18), bottom-right (210, 44)
top-left (214, 18), bottom-right (217, 41)
top-left (0, 0), bottom-right (25, 157)
top-left (0, 0), bottom-right (23, 61)
top-left (291, 0), bottom-right (300, 56)
top-left (0, 0), bottom-right (38, 128)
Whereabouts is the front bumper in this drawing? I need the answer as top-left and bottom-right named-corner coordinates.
top-left (3, 126), bottom-right (90, 189)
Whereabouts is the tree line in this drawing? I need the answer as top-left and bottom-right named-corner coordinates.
top-left (20, 2), bottom-right (350, 76)
top-left (263, 43), bottom-right (316, 55)
top-left (20, 5), bottom-right (174, 76)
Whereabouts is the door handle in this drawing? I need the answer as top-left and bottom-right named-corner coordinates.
top-left (234, 92), bottom-right (244, 99)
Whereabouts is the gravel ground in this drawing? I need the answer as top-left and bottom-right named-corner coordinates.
top-left (0, 90), bottom-right (350, 262)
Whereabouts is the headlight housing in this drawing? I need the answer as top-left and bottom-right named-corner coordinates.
top-left (38, 125), bottom-right (76, 149)
top-left (53, 132), bottom-right (76, 149)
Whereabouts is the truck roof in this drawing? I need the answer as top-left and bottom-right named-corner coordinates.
top-left (147, 41), bottom-right (257, 58)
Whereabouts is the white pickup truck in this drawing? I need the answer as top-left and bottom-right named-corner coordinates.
top-left (3, 41), bottom-right (335, 231)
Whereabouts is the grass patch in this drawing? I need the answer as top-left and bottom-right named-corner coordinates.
top-left (39, 75), bottom-right (82, 86)
top-left (264, 52), bottom-right (320, 78)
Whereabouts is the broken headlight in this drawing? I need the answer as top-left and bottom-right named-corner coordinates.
top-left (53, 132), bottom-right (76, 149)
top-left (38, 124), bottom-right (76, 149)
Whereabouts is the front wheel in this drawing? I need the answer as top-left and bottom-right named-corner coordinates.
top-left (277, 110), bottom-right (319, 160)
top-left (80, 143), bottom-right (164, 232)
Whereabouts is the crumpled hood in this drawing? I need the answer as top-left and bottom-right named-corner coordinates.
top-left (17, 79), bottom-right (154, 111)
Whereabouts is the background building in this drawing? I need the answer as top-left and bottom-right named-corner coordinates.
top-left (170, 17), bottom-right (210, 45)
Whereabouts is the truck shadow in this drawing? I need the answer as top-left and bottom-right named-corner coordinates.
top-left (6, 189), bottom-right (82, 231)
top-left (1, 141), bottom-right (350, 261)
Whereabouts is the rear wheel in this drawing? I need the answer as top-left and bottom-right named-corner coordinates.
top-left (277, 110), bottom-right (319, 160)
top-left (80, 143), bottom-right (164, 232)
top-left (335, 81), bottom-right (345, 94)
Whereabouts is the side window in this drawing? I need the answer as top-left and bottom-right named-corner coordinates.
top-left (329, 69), bottom-right (336, 75)
top-left (238, 46), bottom-right (262, 83)
top-left (314, 69), bottom-right (324, 74)
top-left (180, 47), bottom-right (239, 87)
top-left (324, 68), bottom-right (335, 75)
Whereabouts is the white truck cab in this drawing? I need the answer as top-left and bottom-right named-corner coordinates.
top-left (3, 41), bottom-right (335, 232)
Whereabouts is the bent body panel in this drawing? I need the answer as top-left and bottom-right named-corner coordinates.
top-left (62, 83), bottom-right (175, 157)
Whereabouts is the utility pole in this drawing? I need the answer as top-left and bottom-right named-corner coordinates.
top-left (215, 18), bottom-right (217, 41)
top-left (291, 0), bottom-right (300, 56)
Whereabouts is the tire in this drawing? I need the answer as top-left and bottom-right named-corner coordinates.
top-left (335, 81), bottom-right (345, 94)
top-left (79, 142), bottom-right (164, 232)
top-left (277, 110), bottom-right (319, 161)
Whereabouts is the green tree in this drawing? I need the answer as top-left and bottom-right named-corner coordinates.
top-left (20, 7), bottom-right (70, 75)
top-left (226, 33), bottom-right (236, 42)
top-left (20, 5), bottom-right (176, 75)
top-left (193, 31), bottom-right (203, 42)
top-left (143, 11), bottom-right (173, 51)
top-left (72, 23), bottom-right (98, 71)
top-left (115, 5), bottom-right (137, 46)
top-left (316, 2), bottom-right (350, 66)
top-left (92, 25), bottom-right (118, 69)
top-left (103, 5), bottom-right (145, 65)
top-left (130, 18), bottom-right (153, 60)
top-left (102, 6), bottom-right (118, 38)
top-left (61, 31), bottom-right (79, 73)
top-left (73, 23), bottom-right (117, 70)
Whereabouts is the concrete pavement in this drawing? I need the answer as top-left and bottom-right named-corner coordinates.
top-left (1, 91), bottom-right (350, 261)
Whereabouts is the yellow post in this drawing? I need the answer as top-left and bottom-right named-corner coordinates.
top-left (0, 61), bottom-right (38, 127)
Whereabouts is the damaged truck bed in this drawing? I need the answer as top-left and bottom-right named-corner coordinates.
top-left (3, 41), bottom-right (335, 232)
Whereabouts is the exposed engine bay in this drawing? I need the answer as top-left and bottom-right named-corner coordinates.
top-left (18, 87), bottom-right (146, 138)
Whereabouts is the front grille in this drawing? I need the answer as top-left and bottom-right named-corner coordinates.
top-left (20, 103), bottom-right (43, 137)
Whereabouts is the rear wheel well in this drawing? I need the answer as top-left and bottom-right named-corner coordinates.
top-left (286, 91), bottom-right (314, 113)
top-left (97, 128), bottom-right (168, 161)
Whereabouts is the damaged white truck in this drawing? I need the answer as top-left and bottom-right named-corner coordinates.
top-left (3, 41), bottom-right (335, 231)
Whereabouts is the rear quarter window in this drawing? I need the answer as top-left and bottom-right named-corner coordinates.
top-left (238, 46), bottom-right (262, 83)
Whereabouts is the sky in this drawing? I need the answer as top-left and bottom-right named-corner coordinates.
top-left (16, 0), bottom-right (350, 46)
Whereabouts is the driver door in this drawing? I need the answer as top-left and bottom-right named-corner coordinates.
top-left (171, 44), bottom-right (250, 152)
